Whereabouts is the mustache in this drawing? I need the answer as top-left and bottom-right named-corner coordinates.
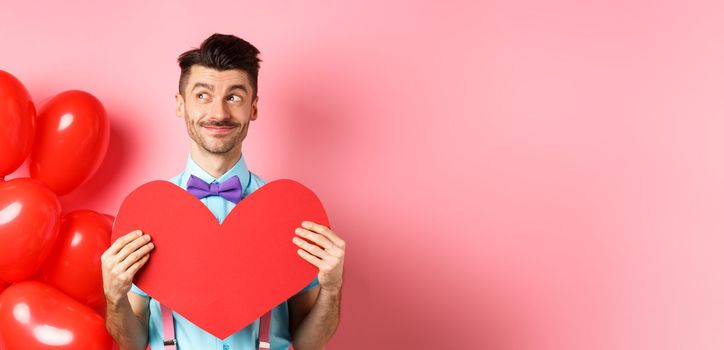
top-left (200, 120), bottom-right (240, 128)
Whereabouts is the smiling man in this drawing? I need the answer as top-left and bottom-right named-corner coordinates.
top-left (101, 33), bottom-right (345, 350)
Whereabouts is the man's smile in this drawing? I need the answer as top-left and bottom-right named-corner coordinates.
top-left (202, 125), bottom-right (237, 135)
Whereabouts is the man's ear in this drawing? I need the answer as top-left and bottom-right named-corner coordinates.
top-left (251, 95), bottom-right (259, 121)
top-left (175, 92), bottom-right (185, 118)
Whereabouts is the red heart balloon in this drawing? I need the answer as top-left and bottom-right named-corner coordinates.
top-left (29, 90), bottom-right (110, 195)
top-left (0, 178), bottom-right (62, 282)
top-left (0, 71), bottom-right (35, 178)
top-left (112, 179), bottom-right (328, 339)
top-left (0, 281), bottom-right (112, 350)
top-left (102, 213), bottom-right (115, 223)
top-left (39, 210), bottom-right (112, 312)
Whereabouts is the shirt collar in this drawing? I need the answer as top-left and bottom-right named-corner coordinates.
top-left (179, 153), bottom-right (251, 190)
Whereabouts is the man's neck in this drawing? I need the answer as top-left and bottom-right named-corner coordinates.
top-left (190, 143), bottom-right (242, 179)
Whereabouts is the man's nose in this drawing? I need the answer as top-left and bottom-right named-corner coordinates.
top-left (210, 97), bottom-right (230, 119)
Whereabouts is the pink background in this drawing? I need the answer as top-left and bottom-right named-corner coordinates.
top-left (3, 0), bottom-right (724, 349)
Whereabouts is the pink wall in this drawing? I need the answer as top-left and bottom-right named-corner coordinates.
top-left (3, 0), bottom-right (724, 349)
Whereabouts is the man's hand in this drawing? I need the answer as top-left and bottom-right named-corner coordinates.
top-left (293, 221), bottom-right (345, 292)
top-left (290, 221), bottom-right (344, 349)
top-left (101, 230), bottom-right (155, 305)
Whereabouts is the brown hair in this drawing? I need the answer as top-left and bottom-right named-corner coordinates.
top-left (177, 33), bottom-right (262, 98)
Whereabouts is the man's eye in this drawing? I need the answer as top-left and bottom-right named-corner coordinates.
top-left (197, 93), bottom-right (209, 100)
top-left (227, 95), bottom-right (241, 102)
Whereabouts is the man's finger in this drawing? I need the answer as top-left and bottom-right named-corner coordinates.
top-left (118, 241), bottom-right (155, 272)
top-left (301, 221), bottom-right (345, 249)
top-left (295, 227), bottom-right (333, 249)
top-left (297, 249), bottom-right (323, 269)
top-left (295, 228), bottom-right (344, 258)
top-left (108, 230), bottom-right (143, 256)
top-left (293, 236), bottom-right (333, 260)
top-left (122, 253), bottom-right (150, 281)
top-left (115, 234), bottom-right (152, 265)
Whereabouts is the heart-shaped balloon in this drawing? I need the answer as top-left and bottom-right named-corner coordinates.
top-left (39, 210), bottom-right (112, 312)
top-left (0, 178), bottom-right (62, 282)
top-left (112, 179), bottom-right (328, 339)
top-left (29, 90), bottom-right (109, 195)
top-left (0, 281), bottom-right (112, 350)
top-left (0, 70), bottom-right (35, 178)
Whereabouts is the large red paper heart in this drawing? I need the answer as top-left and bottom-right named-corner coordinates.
top-left (111, 179), bottom-right (328, 339)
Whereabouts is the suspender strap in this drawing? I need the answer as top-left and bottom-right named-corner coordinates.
top-left (259, 311), bottom-right (272, 349)
top-left (160, 303), bottom-right (177, 349)
top-left (159, 303), bottom-right (273, 350)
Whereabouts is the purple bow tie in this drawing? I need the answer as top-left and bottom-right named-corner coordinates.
top-left (186, 174), bottom-right (243, 204)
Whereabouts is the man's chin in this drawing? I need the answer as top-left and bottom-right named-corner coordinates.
top-left (200, 141), bottom-right (238, 154)
top-left (203, 146), bottom-right (234, 154)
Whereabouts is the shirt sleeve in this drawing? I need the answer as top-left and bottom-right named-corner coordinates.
top-left (130, 282), bottom-right (150, 298)
top-left (295, 276), bottom-right (320, 296)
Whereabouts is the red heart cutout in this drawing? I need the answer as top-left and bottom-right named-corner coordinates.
top-left (111, 179), bottom-right (327, 339)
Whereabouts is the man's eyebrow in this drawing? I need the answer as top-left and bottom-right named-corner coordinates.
top-left (190, 82), bottom-right (248, 94)
top-left (191, 82), bottom-right (214, 91)
top-left (227, 84), bottom-right (248, 94)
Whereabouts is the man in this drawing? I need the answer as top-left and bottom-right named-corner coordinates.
top-left (102, 33), bottom-right (345, 350)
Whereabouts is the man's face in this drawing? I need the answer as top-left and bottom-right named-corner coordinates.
top-left (176, 65), bottom-right (258, 154)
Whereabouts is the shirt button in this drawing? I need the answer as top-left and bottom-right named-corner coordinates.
top-left (223, 345), bottom-right (229, 350)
